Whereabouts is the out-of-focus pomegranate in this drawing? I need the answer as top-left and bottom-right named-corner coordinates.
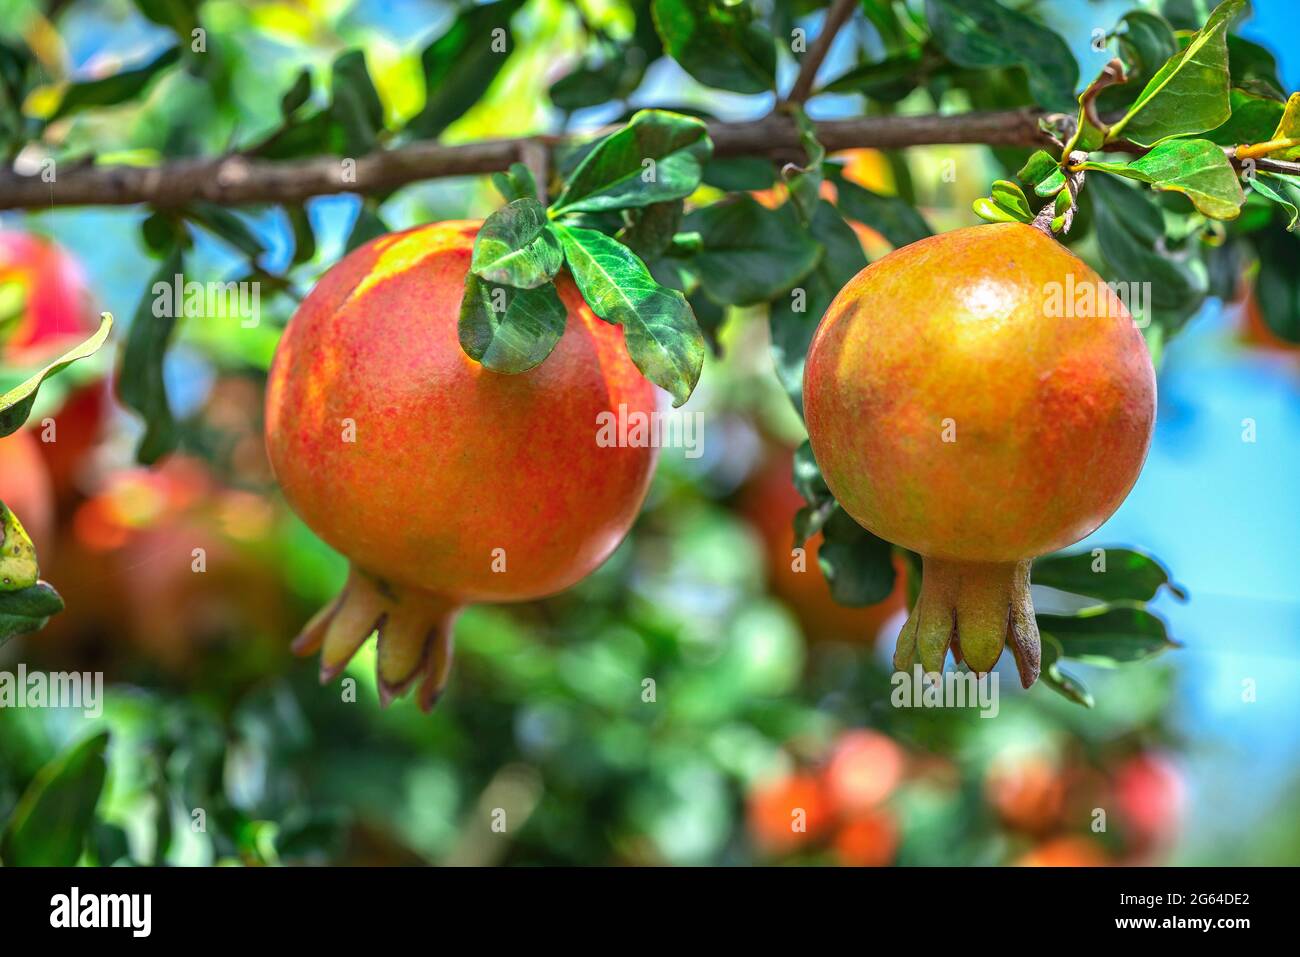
top-left (824, 730), bottom-right (905, 816)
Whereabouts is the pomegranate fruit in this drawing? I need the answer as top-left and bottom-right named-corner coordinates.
top-left (804, 222), bottom-right (1156, 686)
top-left (265, 221), bottom-right (657, 709)
top-left (0, 231), bottom-right (97, 363)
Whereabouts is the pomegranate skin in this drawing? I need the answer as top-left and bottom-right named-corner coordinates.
top-left (803, 222), bottom-right (1156, 683)
top-left (265, 220), bottom-right (658, 707)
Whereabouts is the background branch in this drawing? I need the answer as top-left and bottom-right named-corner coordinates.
top-left (786, 0), bottom-right (858, 104)
top-left (0, 110), bottom-right (1054, 211)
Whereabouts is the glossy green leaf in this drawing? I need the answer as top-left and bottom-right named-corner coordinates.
top-left (1097, 10), bottom-right (1178, 114)
top-left (0, 731), bottom-right (108, 866)
top-left (1017, 150), bottom-right (1060, 189)
top-left (651, 0), bottom-right (777, 95)
top-left (552, 109), bottom-right (712, 215)
top-left (816, 506), bottom-right (897, 607)
top-left (407, 0), bottom-right (524, 139)
top-left (991, 179), bottom-right (1032, 218)
top-left (618, 200), bottom-right (684, 260)
top-left (1205, 88), bottom-right (1287, 146)
top-left (118, 250), bottom-right (183, 464)
top-left (1079, 138), bottom-right (1244, 220)
top-left (829, 170), bottom-right (933, 247)
top-left (1033, 548), bottom-right (1184, 603)
top-left (51, 46), bottom-right (179, 120)
top-left (1039, 605), bottom-right (1179, 667)
top-left (558, 226), bottom-right (703, 406)
top-left (925, 0), bottom-right (1078, 112)
top-left (0, 312), bottom-right (112, 439)
top-left (458, 274), bottom-right (567, 374)
top-left (769, 202), bottom-right (865, 415)
top-left (972, 196), bottom-right (1025, 224)
top-left (0, 580), bottom-right (64, 646)
top-left (471, 199), bottom-right (563, 289)
top-left (685, 197), bottom-right (821, 306)
top-left (1108, 0), bottom-right (1242, 146)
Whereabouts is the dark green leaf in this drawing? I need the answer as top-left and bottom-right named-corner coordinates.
top-left (558, 225), bottom-right (703, 405)
top-left (0, 731), bottom-right (108, 865)
top-left (1226, 34), bottom-right (1285, 100)
top-left (925, 0), bottom-right (1078, 112)
top-left (828, 169), bottom-right (932, 247)
top-left (816, 506), bottom-right (897, 607)
top-left (286, 204), bottom-right (316, 264)
top-left (187, 202), bottom-right (266, 259)
top-left (118, 250), bottom-right (184, 463)
top-left (51, 46), bottom-right (180, 121)
top-left (1039, 634), bottom-right (1094, 707)
top-left (0, 581), bottom-right (64, 646)
top-left (458, 274), bottom-right (567, 374)
top-left (346, 205), bottom-right (388, 253)
top-left (280, 67), bottom-right (313, 117)
top-left (821, 51), bottom-right (929, 102)
top-left (1033, 547), bottom-right (1184, 603)
top-left (684, 196), bottom-right (821, 305)
top-left (1038, 605), bottom-right (1178, 666)
top-left (1205, 88), bottom-right (1287, 146)
top-left (618, 200), bottom-right (683, 260)
top-left (407, 0), bottom-right (524, 140)
top-left (769, 201), bottom-right (865, 414)
top-left (701, 156), bottom-right (776, 191)
top-left (1, 312), bottom-right (112, 438)
top-left (1097, 11), bottom-right (1178, 114)
top-left (552, 109), bottom-right (712, 215)
top-left (471, 199), bottom-right (563, 289)
top-left (651, 0), bottom-right (777, 95)
top-left (1253, 224), bottom-right (1300, 341)
top-left (329, 49), bottom-right (385, 156)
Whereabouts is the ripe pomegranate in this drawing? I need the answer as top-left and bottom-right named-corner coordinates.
top-left (824, 729), bottom-right (904, 815)
top-left (804, 223), bottom-right (1156, 686)
top-left (265, 221), bottom-right (657, 709)
top-left (1016, 835), bottom-right (1111, 867)
top-left (1113, 751), bottom-right (1184, 855)
top-left (833, 810), bottom-right (899, 867)
top-left (747, 770), bottom-right (833, 854)
top-left (0, 231), bottom-right (97, 362)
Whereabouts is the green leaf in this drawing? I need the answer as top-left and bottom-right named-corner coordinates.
top-left (1226, 34), bottom-right (1285, 100)
top-left (1078, 138), bottom-right (1244, 219)
top-left (1097, 11), bottom-right (1178, 115)
top-left (458, 274), bottom-right (567, 374)
top-left (769, 202), bottom-right (865, 415)
top-left (491, 162), bottom-right (538, 203)
top-left (684, 196), bottom-right (821, 306)
top-left (51, 46), bottom-right (179, 121)
top-left (187, 202), bottom-right (266, 259)
top-left (329, 49), bottom-right (385, 156)
top-left (1089, 174), bottom-right (1207, 313)
top-left (552, 109), bottom-right (712, 215)
top-left (991, 179), bottom-right (1032, 219)
top-left (471, 199), bottom-right (563, 289)
top-left (1253, 224), bottom-right (1300, 339)
top-left (550, 45), bottom-right (646, 110)
top-left (1017, 150), bottom-right (1061, 189)
top-left (0, 731), bottom-right (108, 866)
top-left (407, 0), bottom-right (523, 140)
top-left (816, 506), bottom-right (897, 607)
top-left (1038, 634), bottom-right (1094, 707)
top-left (345, 204), bottom-right (388, 253)
top-left (1, 312), bottom-right (112, 438)
top-left (118, 250), bottom-right (183, 464)
top-left (618, 200), bottom-right (684, 260)
top-left (0, 580), bottom-right (64, 646)
top-left (972, 195), bottom-right (1025, 224)
top-left (1108, 0), bottom-right (1242, 146)
top-left (925, 0), bottom-right (1078, 112)
top-left (820, 51), bottom-right (927, 102)
top-left (651, 0), bottom-right (776, 95)
top-left (279, 67), bottom-right (313, 117)
top-left (1033, 548), bottom-right (1184, 603)
top-left (782, 106), bottom-right (826, 224)
top-left (828, 170), bottom-right (933, 247)
top-left (1205, 88), bottom-right (1287, 146)
top-left (701, 156), bottom-right (776, 191)
top-left (1038, 605), bottom-right (1178, 667)
top-left (1251, 173), bottom-right (1300, 231)
top-left (0, 500), bottom-right (38, 591)
top-left (557, 225), bottom-right (703, 406)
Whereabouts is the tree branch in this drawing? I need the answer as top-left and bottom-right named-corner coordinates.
top-left (0, 109), bottom-right (1055, 211)
top-left (786, 0), bottom-right (858, 104)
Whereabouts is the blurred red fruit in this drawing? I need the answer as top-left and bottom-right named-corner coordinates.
top-left (834, 810), bottom-right (899, 867)
top-left (740, 449), bottom-right (907, 644)
top-left (0, 428), bottom-right (55, 556)
top-left (1114, 752), bottom-right (1184, 853)
top-left (0, 231), bottom-right (97, 362)
top-left (985, 755), bottom-right (1066, 835)
top-left (825, 730), bottom-right (905, 815)
top-left (1016, 835), bottom-right (1110, 867)
top-left (748, 771), bottom-right (833, 854)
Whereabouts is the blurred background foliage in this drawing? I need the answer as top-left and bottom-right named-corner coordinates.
top-left (0, 0), bottom-right (1298, 866)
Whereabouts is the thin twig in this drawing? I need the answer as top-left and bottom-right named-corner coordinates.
top-left (786, 0), bottom-right (859, 104)
top-left (0, 110), bottom-right (1054, 211)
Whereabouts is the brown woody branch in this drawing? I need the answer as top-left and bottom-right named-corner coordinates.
top-left (0, 109), bottom-right (1056, 211)
top-left (786, 0), bottom-right (859, 104)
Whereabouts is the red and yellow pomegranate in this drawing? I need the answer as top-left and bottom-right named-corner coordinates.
top-left (1, 231), bottom-right (97, 362)
top-left (804, 222), bottom-right (1156, 686)
top-left (265, 221), bottom-right (657, 709)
